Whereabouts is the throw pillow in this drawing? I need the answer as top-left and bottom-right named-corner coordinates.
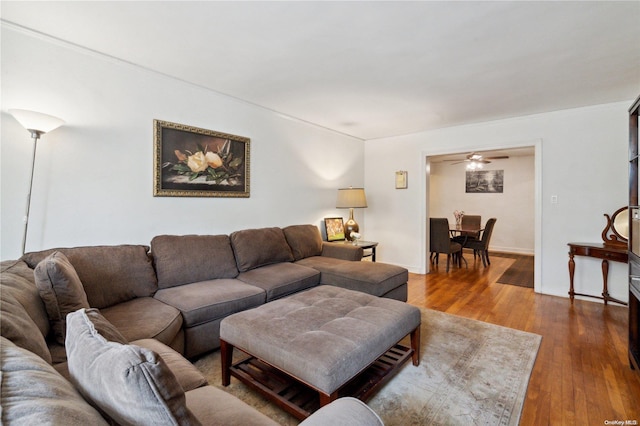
top-left (34, 251), bottom-right (90, 344)
top-left (66, 308), bottom-right (201, 426)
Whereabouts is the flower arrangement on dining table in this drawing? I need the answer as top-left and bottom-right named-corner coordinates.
top-left (453, 210), bottom-right (465, 226)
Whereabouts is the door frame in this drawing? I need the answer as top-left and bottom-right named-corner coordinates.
top-left (421, 138), bottom-right (542, 292)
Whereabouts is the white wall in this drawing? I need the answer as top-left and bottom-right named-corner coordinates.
top-left (364, 102), bottom-right (631, 303)
top-left (429, 155), bottom-right (535, 254)
top-left (0, 26), bottom-right (365, 260)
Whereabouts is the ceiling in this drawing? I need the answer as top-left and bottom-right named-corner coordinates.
top-left (2, 1), bottom-right (639, 140)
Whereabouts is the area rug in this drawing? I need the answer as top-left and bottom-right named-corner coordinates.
top-left (193, 308), bottom-right (542, 426)
top-left (496, 254), bottom-right (534, 288)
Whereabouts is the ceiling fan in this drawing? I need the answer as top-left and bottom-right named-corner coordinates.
top-left (445, 152), bottom-right (509, 168)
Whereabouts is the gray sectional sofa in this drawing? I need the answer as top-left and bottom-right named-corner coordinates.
top-left (1, 224), bottom-right (407, 425)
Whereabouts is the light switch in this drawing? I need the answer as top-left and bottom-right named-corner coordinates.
top-left (551, 195), bottom-right (558, 204)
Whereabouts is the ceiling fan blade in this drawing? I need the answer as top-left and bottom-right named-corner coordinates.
top-left (485, 155), bottom-right (509, 160)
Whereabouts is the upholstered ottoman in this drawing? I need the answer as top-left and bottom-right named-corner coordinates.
top-left (220, 285), bottom-right (421, 419)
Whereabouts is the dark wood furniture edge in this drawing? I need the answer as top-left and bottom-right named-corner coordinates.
top-left (567, 242), bottom-right (628, 306)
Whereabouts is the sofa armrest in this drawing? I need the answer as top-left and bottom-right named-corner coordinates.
top-left (299, 397), bottom-right (383, 426)
top-left (321, 242), bottom-right (363, 261)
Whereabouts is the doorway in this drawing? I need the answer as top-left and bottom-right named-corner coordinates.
top-left (422, 140), bottom-right (542, 292)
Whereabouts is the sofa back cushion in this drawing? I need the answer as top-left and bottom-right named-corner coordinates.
top-left (1, 336), bottom-right (108, 425)
top-left (282, 224), bottom-right (323, 260)
top-left (1, 260), bottom-right (52, 363)
top-left (230, 227), bottom-right (294, 272)
top-left (151, 234), bottom-right (239, 289)
top-left (34, 251), bottom-right (90, 345)
top-left (22, 245), bottom-right (157, 309)
top-left (66, 308), bottom-right (200, 425)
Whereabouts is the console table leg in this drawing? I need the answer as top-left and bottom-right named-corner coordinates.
top-left (568, 252), bottom-right (576, 302)
top-left (601, 259), bottom-right (609, 305)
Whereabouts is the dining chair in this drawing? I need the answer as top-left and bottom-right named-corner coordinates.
top-left (460, 215), bottom-right (482, 239)
top-left (452, 214), bottom-right (482, 259)
top-left (464, 218), bottom-right (497, 267)
top-left (430, 218), bottom-right (465, 272)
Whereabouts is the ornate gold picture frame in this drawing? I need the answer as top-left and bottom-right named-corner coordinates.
top-left (154, 120), bottom-right (250, 197)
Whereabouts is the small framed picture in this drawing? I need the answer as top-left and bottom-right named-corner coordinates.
top-left (395, 171), bottom-right (408, 189)
top-left (324, 217), bottom-right (345, 241)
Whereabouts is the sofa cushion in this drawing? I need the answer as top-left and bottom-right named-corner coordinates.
top-left (185, 386), bottom-right (279, 426)
top-left (321, 242), bottom-right (364, 261)
top-left (66, 308), bottom-right (200, 425)
top-left (151, 234), bottom-right (239, 289)
top-left (282, 224), bottom-right (323, 260)
top-left (154, 279), bottom-right (266, 327)
top-left (100, 297), bottom-right (183, 345)
top-left (34, 251), bottom-right (90, 345)
top-left (230, 227), bottom-right (294, 272)
top-left (298, 258), bottom-right (408, 298)
top-left (22, 245), bottom-right (157, 309)
top-left (80, 308), bottom-right (128, 344)
top-left (237, 263), bottom-right (320, 302)
top-left (133, 339), bottom-right (207, 392)
top-left (1, 260), bottom-right (51, 363)
top-left (1, 336), bottom-right (108, 425)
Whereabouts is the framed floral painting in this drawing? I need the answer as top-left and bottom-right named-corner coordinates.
top-left (153, 120), bottom-right (250, 197)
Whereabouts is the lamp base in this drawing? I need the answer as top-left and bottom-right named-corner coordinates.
top-left (344, 208), bottom-right (359, 241)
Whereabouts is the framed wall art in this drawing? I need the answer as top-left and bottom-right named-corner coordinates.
top-left (465, 170), bottom-right (504, 193)
top-left (324, 217), bottom-right (346, 241)
top-left (395, 170), bottom-right (408, 189)
top-left (153, 119), bottom-right (250, 197)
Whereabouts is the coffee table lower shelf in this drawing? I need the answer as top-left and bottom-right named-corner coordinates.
top-left (228, 343), bottom-right (413, 420)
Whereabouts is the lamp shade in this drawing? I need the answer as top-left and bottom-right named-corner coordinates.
top-left (336, 187), bottom-right (367, 208)
top-left (9, 109), bottom-right (65, 134)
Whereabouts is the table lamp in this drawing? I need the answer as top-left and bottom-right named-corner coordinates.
top-left (336, 187), bottom-right (367, 241)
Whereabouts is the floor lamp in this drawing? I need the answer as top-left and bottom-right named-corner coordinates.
top-left (9, 109), bottom-right (65, 254)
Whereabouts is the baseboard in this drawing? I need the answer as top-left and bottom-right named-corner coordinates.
top-left (486, 246), bottom-right (534, 256)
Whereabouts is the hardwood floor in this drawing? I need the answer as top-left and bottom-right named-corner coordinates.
top-left (409, 253), bottom-right (640, 425)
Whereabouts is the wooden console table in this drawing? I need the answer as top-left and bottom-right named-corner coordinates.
top-left (567, 242), bottom-right (628, 305)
